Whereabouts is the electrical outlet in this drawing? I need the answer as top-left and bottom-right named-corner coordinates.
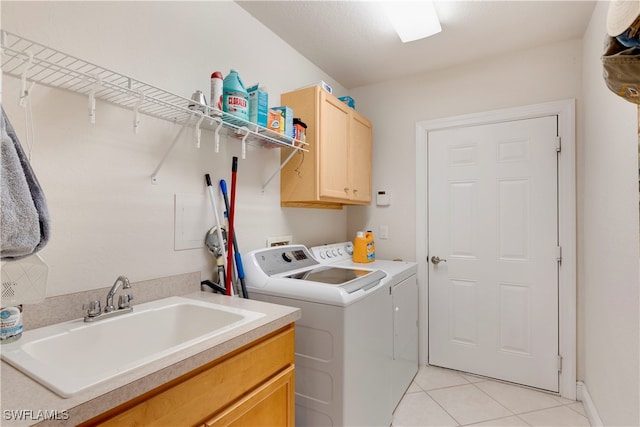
top-left (379, 225), bottom-right (389, 239)
top-left (267, 235), bottom-right (293, 247)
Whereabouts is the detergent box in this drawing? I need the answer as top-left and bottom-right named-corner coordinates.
top-left (272, 106), bottom-right (294, 138)
top-left (267, 109), bottom-right (281, 134)
top-left (247, 84), bottom-right (268, 127)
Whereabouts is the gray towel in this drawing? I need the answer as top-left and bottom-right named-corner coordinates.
top-left (1, 107), bottom-right (50, 260)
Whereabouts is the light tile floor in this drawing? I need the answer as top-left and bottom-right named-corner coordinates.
top-left (393, 366), bottom-right (590, 427)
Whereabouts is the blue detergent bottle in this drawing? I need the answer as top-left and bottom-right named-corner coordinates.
top-left (223, 69), bottom-right (249, 121)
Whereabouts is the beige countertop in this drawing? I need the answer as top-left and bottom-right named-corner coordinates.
top-left (0, 292), bottom-right (300, 426)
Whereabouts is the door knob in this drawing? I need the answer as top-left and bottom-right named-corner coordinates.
top-left (431, 256), bottom-right (447, 265)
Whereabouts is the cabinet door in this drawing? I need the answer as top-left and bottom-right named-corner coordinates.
top-left (348, 112), bottom-right (372, 203)
top-left (90, 326), bottom-right (295, 427)
top-left (204, 365), bottom-right (295, 427)
top-left (318, 91), bottom-right (350, 200)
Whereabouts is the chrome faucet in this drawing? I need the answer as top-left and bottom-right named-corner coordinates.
top-left (83, 275), bottom-right (134, 322)
top-left (106, 275), bottom-right (131, 312)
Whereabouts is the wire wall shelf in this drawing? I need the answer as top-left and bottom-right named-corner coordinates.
top-left (1, 30), bottom-right (307, 185)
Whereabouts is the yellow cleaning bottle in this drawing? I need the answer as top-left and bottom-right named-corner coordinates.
top-left (365, 230), bottom-right (375, 262)
top-left (353, 231), bottom-right (369, 263)
top-left (353, 231), bottom-right (375, 263)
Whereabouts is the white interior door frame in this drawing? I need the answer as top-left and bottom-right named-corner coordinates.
top-left (415, 99), bottom-right (576, 399)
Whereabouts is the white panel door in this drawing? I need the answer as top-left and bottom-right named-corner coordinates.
top-left (428, 116), bottom-right (559, 392)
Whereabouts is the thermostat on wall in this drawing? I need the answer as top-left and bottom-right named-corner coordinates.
top-left (376, 191), bottom-right (390, 206)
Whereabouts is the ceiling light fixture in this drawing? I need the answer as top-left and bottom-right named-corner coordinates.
top-left (385, 1), bottom-right (442, 43)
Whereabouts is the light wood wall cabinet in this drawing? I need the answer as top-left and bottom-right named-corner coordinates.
top-left (280, 86), bottom-right (372, 208)
top-left (82, 324), bottom-right (295, 427)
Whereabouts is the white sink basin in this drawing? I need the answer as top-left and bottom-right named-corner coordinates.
top-left (1, 296), bottom-right (264, 398)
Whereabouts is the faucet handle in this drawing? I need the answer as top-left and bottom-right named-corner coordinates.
top-left (83, 300), bottom-right (102, 317)
top-left (118, 294), bottom-right (134, 309)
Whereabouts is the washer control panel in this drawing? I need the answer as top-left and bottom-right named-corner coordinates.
top-left (310, 242), bottom-right (354, 263)
top-left (253, 245), bottom-right (319, 276)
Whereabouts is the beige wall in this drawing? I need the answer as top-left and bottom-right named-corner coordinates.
top-left (579, 2), bottom-right (639, 425)
top-left (2, 1), bottom-right (348, 296)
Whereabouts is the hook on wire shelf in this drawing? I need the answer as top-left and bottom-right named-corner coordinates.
top-left (19, 50), bottom-right (35, 108)
top-left (211, 117), bottom-right (223, 153)
top-left (133, 89), bottom-right (145, 134)
top-left (19, 50), bottom-right (36, 162)
top-left (195, 111), bottom-right (205, 148)
top-left (237, 126), bottom-right (250, 159)
top-left (87, 73), bottom-right (103, 124)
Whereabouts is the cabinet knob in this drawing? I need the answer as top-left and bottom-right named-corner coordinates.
top-left (344, 187), bottom-right (349, 192)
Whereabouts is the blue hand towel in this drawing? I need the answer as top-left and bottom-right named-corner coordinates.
top-left (1, 107), bottom-right (50, 260)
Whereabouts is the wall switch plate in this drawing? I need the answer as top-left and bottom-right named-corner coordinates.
top-left (379, 225), bottom-right (389, 239)
top-left (376, 191), bottom-right (391, 206)
top-left (267, 235), bottom-right (293, 247)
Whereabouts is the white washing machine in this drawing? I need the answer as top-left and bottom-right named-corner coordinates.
top-left (243, 244), bottom-right (392, 426)
top-left (310, 242), bottom-right (419, 410)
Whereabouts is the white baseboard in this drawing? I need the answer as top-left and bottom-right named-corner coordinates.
top-left (577, 381), bottom-right (604, 427)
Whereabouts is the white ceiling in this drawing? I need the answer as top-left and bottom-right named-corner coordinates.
top-left (237, 1), bottom-right (597, 89)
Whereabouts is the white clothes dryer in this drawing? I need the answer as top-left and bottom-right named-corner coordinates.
top-left (310, 242), bottom-right (419, 410)
top-left (243, 244), bottom-right (392, 426)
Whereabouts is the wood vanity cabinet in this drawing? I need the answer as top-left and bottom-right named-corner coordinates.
top-left (280, 86), bottom-right (372, 208)
top-left (83, 324), bottom-right (295, 427)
